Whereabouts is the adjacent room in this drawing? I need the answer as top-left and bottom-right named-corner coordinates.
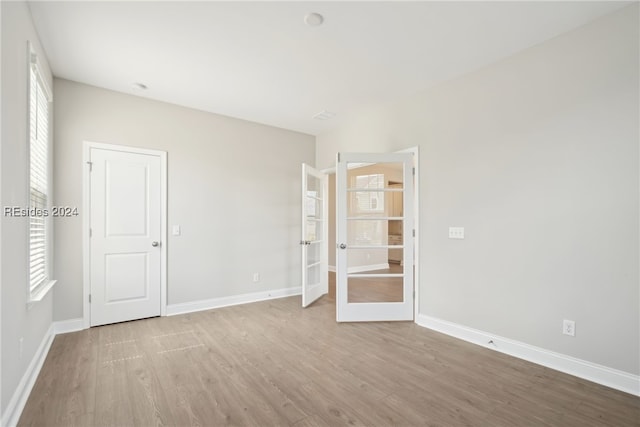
top-left (1, 1), bottom-right (639, 426)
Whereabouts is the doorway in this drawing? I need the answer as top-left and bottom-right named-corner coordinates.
top-left (335, 152), bottom-right (414, 321)
top-left (83, 142), bottom-right (167, 327)
top-left (304, 147), bottom-right (419, 322)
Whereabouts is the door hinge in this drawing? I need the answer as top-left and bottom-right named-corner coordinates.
top-left (413, 229), bottom-right (415, 237)
top-left (89, 294), bottom-right (91, 303)
top-left (412, 167), bottom-right (415, 176)
top-left (89, 228), bottom-right (92, 237)
top-left (87, 161), bottom-right (93, 172)
top-left (337, 152), bottom-right (341, 163)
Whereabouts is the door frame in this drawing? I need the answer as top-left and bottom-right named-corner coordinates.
top-left (323, 146), bottom-right (420, 321)
top-left (82, 141), bottom-right (168, 329)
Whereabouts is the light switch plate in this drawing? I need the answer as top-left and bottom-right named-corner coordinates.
top-left (449, 227), bottom-right (464, 239)
top-left (172, 225), bottom-right (181, 236)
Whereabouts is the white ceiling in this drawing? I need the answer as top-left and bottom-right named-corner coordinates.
top-left (28, 1), bottom-right (629, 136)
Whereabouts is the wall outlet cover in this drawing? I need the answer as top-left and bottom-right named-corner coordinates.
top-left (563, 319), bottom-right (576, 337)
top-left (449, 227), bottom-right (465, 239)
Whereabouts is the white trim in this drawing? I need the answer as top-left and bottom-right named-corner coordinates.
top-left (27, 279), bottom-right (56, 303)
top-left (348, 263), bottom-right (390, 274)
top-left (416, 314), bottom-right (640, 397)
top-left (0, 2), bottom-right (3, 415)
top-left (166, 286), bottom-right (302, 317)
top-left (82, 141), bottom-right (168, 328)
top-left (1, 324), bottom-right (55, 427)
top-left (27, 41), bottom-right (52, 101)
top-left (397, 146), bottom-right (420, 321)
top-left (321, 166), bottom-right (336, 175)
top-left (328, 264), bottom-right (390, 273)
top-left (159, 153), bottom-right (168, 316)
top-left (53, 318), bottom-right (84, 335)
top-left (82, 143), bottom-right (90, 329)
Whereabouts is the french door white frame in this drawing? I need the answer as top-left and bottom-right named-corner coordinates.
top-left (323, 146), bottom-right (420, 322)
top-left (82, 141), bottom-right (168, 329)
top-left (336, 151), bottom-right (414, 321)
top-left (301, 163), bottom-right (329, 307)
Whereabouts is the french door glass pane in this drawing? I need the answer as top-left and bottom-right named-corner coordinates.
top-left (307, 242), bottom-right (321, 266)
top-left (347, 274), bottom-right (403, 303)
top-left (307, 263), bottom-right (321, 286)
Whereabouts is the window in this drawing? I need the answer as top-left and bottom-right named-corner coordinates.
top-left (28, 44), bottom-right (54, 300)
top-left (349, 173), bottom-right (385, 245)
top-left (352, 173), bottom-right (385, 213)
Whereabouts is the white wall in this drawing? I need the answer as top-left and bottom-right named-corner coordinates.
top-left (1, 0), bottom-right (55, 416)
top-left (53, 79), bottom-right (315, 321)
top-left (317, 5), bottom-right (639, 375)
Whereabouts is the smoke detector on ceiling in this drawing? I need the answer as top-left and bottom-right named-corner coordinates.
top-left (304, 12), bottom-right (324, 27)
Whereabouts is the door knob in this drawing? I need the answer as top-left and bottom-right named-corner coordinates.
top-left (339, 243), bottom-right (347, 249)
top-left (152, 241), bottom-right (160, 247)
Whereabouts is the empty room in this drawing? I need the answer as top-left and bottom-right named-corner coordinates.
top-left (1, 1), bottom-right (639, 426)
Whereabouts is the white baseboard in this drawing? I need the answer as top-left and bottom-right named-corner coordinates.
top-left (1, 324), bottom-right (56, 427)
top-left (53, 318), bottom-right (84, 335)
top-left (416, 314), bottom-right (640, 396)
top-left (166, 286), bottom-right (302, 316)
top-left (328, 263), bottom-right (389, 274)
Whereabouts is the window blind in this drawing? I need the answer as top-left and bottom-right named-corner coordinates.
top-left (29, 60), bottom-right (50, 292)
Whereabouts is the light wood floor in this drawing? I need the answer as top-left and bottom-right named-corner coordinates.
top-left (20, 285), bottom-right (639, 426)
top-left (345, 263), bottom-right (404, 303)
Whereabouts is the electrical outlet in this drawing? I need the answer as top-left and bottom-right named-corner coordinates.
top-left (563, 319), bottom-right (575, 337)
top-left (253, 273), bottom-right (260, 283)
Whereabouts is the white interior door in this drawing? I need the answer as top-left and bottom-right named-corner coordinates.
top-left (301, 163), bottom-right (328, 307)
top-left (336, 152), bottom-right (414, 322)
top-left (89, 147), bottom-right (163, 326)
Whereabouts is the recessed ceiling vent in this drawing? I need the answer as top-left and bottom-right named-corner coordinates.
top-left (313, 110), bottom-right (336, 120)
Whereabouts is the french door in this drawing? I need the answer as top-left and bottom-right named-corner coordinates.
top-left (336, 152), bottom-right (414, 322)
top-left (300, 164), bottom-right (328, 307)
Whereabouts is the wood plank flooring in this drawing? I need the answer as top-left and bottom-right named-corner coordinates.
top-left (346, 264), bottom-right (404, 303)
top-left (19, 284), bottom-right (640, 426)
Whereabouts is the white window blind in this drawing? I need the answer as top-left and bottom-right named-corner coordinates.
top-left (29, 51), bottom-right (51, 293)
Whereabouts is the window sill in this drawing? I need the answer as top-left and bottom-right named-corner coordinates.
top-left (28, 279), bottom-right (57, 305)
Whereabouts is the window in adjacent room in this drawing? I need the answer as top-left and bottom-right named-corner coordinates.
top-left (28, 42), bottom-right (55, 301)
top-left (350, 173), bottom-right (385, 245)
